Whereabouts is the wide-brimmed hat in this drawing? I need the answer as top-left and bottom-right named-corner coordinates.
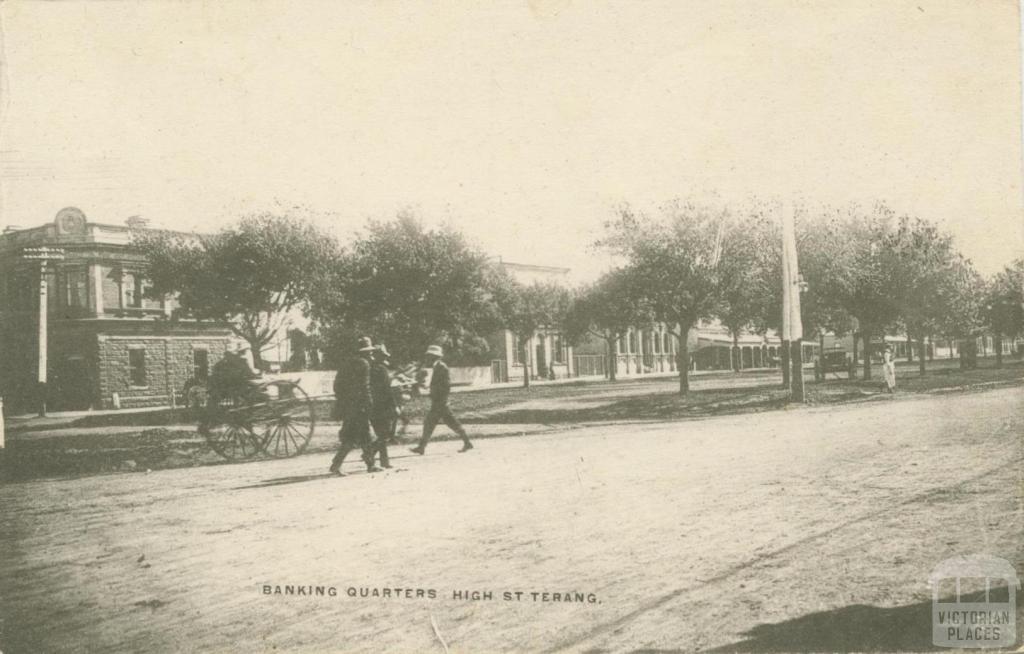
top-left (357, 336), bottom-right (375, 352)
top-left (425, 344), bottom-right (444, 358)
top-left (375, 344), bottom-right (391, 359)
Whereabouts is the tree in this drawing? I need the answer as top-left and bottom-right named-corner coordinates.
top-left (599, 201), bottom-right (731, 394)
top-left (137, 213), bottom-right (337, 370)
top-left (883, 215), bottom-right (958, 376)
top-left (810, 204), bottom-right (904, 380)
top-left (493, 276), bottom-right (572, 388)
top-left (982, 258), bottom-right (1024, 367)
top-left (794, 212), bottom-right (855, 373)
top-left (564, 267), bottom-right (653, 381)
top-left (716, 210), bottom-right (776, 371)
top-left (934, 255), bottom-right (984, 363)
top-left (310, 213), bottom-right (503, 366)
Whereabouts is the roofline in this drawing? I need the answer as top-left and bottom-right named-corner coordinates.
top-left (0, 220), bottom-right (203, 245)
top-left (87, 221), bottom-right (203, 237)
top-left (496, 260), bottom-right (571, 274)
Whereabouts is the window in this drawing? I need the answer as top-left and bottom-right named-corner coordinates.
top-left (140, 276), bottom-right (161, 309)
top-left (122, 272), bottom-right (157, 309)
top-left (628, 331), bottom-right (637, 353)
top-left (663, 333), bottom-right (671, 354)
top-left (129, 348), bottom-right (147, 386)
top-left (193, 349), bottom-right (209, 380)
top-left (123, 272), bottom-right (139, 308)
top-left (511, 335), bottom-right (522, 365)
top-left (46, 269), bottom-right (59, 312)
top-left (62, 267), bottom-right (88, 309)
top-left (552, 334), bottom-right (565, 364)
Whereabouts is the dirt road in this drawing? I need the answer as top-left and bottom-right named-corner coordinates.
top-left (1, 386), bottom-right (1021, 653)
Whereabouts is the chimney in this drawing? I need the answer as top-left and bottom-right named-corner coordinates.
top-left (125, 216), bottom-right (150, 229)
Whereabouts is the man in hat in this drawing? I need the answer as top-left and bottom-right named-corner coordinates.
top-left (329, 336), bottom-right (379, 475)
top-left (410, 344), bottom-right (473, 455)
top-left (367, 344), bottom-right (397, 468)
top-left (208, 341), bottom-right (259, 406)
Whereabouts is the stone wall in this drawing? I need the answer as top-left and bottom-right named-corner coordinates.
top-left (97, 336), bottom-right (229, 409)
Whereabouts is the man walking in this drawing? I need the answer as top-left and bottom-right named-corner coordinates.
top-left (410, 345), bottom-right (473, 455)
top-left (367, 344), bottom-right (396, 468)
top-left (329, 337), bottom-right (379, 475)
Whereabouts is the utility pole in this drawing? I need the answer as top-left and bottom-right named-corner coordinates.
top-left (22, 246), bottom-right (65, 417)
top-left (781, 208), bottom-right (806, 402)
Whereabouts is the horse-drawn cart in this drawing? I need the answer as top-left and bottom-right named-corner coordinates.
top-left (191, 379), bottom-right (317, 460)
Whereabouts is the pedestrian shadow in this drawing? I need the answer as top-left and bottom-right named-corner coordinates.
top-left (234, 473), bottom-right (335, 489)
top-left (233, 457), bottom-right (423, 489)
top-left (682, 588), bottom-right (1008, 653)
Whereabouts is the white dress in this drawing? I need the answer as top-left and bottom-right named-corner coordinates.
top-left (883, 357), bottom-right (896, 391)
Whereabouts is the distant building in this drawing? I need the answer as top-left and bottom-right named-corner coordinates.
top-left (572, 320), bottom-right (809, 378)
top-left (832, 332), bottom-right (1021, 365)
top-left (0, 208), bottom-right (232, 412)
top-left (487, 262), bottom-right (576, 383)
top-left (486, 260), bottom-right (811, 384)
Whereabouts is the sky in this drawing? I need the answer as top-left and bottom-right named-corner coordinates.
top-left (1, 0), bottom-right (1021, 281)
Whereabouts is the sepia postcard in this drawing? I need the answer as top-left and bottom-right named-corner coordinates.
top-left (0, 1), bottom-right (1022, 652)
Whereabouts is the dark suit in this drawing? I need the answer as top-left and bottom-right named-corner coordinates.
top-left (208, 352), bottom-right (257, 404)
top-left (415, 360), bottom-right (471, 451)
top-left (330, 354), bottom-right (376, 472)
top-left (368, 360), bottom-right (396, 467)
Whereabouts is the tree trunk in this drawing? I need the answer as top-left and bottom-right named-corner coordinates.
top-left (907, 335), bottom-right (914, 362)
top-left (862, 333), bottom-right (872, 380)
top-left (790, 339), bottom-right (805, 401)
top-left (247, 340), bottom-right (264, 372)
top-left (677, 333), bottom-right (690, 395)
top-left (607, 336), bottom-right (617, 381)
top-left (780, 339), bottom-right (790, 389)
top-left (995, 332), bottom-right (1003, 368)
top-left (732, 333), bottom-right (740, 372)
top-left (521, 338), bottom-right (530, 389)
top-left (817, 332), bottom-right (825, 382)
top-left (917, 332), bottom-right (926, 376)
top-left (928, 336), bottom-right (934, 361)
top-left (852, 332), bottom-right (859, 368)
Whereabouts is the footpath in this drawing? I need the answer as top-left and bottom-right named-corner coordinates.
top-left (2, 357), bottom-right (1019, 482)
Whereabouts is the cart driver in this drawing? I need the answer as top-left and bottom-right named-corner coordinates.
top-left (208, 342), bottom-right (261, 405)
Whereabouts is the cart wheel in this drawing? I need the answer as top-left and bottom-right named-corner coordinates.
top-left (250, 381), bottom-right (316, 458)
top-left (199, 396), bottom-right (263, 460)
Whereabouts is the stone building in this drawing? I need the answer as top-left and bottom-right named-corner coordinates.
top-left (0, 208), bottom-right (232, 412)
